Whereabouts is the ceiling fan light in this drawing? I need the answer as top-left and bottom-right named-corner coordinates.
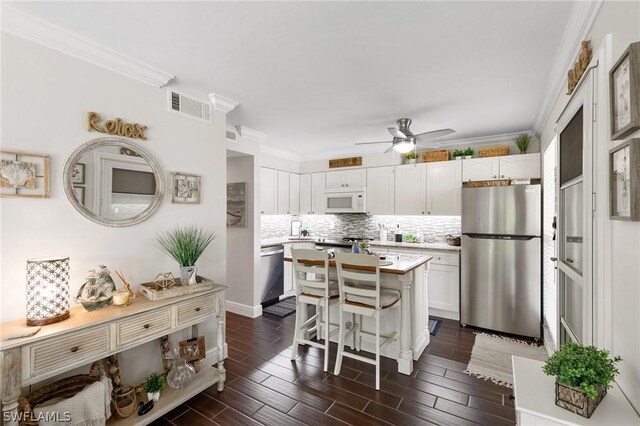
top-left (393, 140), bottom-right (415, 154)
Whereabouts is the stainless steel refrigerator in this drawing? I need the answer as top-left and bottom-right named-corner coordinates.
top-left (461, 184), bottom-right (542, 338)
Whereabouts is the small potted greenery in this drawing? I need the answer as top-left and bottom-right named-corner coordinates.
top-left (143, 372), bottom-right (166, 402)
top-left (542, 343), bottom-right (621, 418)
top-left (404, 151), bottom-right (419, 164)
top-left (156, 226), bottom-right (215, 285)
top-left (404, 232), bottom-right (418, 243)
top-left (452, 149), bottom-right (465, 160)
top-left (463, 147), bottom-right (474, 159)
top-left (301, 228), bottom-right (310, 237)
top-left (514, 133), bottom-right (532, 154)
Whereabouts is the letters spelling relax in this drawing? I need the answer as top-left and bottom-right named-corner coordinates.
top-left (87, 112), bottom-right (148, 140)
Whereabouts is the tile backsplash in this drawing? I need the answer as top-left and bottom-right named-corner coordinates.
top-left (261, 214), bottom-right (461, 242)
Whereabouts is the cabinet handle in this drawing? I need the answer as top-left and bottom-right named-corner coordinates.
top-left (70, 346), bottom-right (79, 353)
top-left (550, 257), bottom-right (557, 261)
top-left (422, 211), bottom-right (425, 214)
top-left (261, 211), bottom-right (264, 214)
top-left (501, 175), bottom-right (505, 178)
top-left (195, 307), bottom-right (201, 312)
top-left (287, 211), bottom-right (290, 214)
top-left (428, 211), bottom-right (431, 215)
top-left (566, 258), bottom-right (574, 263)
top-left (493, 175), bottom-right (497, 178)
top-left (143, 324), bottom-right (150, 329)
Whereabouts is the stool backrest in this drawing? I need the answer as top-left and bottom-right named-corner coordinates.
top-left (334, 253), bottom-right (381, 308)
top-left (291, 248), bottom-right (330, 296)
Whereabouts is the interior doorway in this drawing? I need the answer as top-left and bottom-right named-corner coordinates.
top-left (543, 137), bottom-right (558, 351)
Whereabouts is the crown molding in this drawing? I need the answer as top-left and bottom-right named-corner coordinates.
top-left (0, 6), bottom-right (174, 88)
top-left (236, 126), bottom-right (267, 143)
top-left (260, 144), bottom-right (301, 162)
top-left (532, 0), bottom-right (603, 135)
top-left (433, 131), bottom-right (533, 148)
top-left (208, 93), bottom-right (239, 113)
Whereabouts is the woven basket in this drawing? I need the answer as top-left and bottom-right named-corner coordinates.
top-left (421, 150), bottom-right (450, 163)
top-left (479, 146), bottom-right (509, 158)
top-left (111, 386), bottom-right (137, 418)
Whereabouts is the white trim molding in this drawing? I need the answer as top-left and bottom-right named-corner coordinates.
top-left (0, 6), bottom-right (175, 88)
top-left (261, 144), bottom-right (302, 162)
top-left (433, 130), bottom-right (533, 149)
top-left (208, 93), bottom-right (239, 114)
top-left (236, 126), bottom-right (268, 143)
top-left (226, 301), bottom-right (262, 318)
top-left (532, 0), bottom-right (604, 134)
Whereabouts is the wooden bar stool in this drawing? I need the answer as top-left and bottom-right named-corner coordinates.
top-left (333, 252), bottom-right (400, 390)
top-left (290, 248), bottom-right (340, 372)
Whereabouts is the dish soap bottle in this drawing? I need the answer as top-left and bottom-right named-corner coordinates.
top-left (395, 224), bottom-right (403, 243)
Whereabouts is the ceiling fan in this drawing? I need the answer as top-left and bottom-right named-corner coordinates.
top-left (355, 118), bottom-right (455, 153)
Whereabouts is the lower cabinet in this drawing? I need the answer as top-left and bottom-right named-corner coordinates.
top-left (284, 243), bottom-right (293, 295)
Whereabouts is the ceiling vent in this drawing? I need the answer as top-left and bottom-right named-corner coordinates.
top-left (167, 90), bottom-right (212, 123)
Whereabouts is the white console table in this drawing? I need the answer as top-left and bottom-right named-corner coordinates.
top-left (512, 356), bottom-right (640, 426)
top-left (0, 285), bottom-right (227, 426)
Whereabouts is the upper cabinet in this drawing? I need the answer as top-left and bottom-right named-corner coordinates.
top-left (260, 167), bottom-right (278, 214)
top-left (367, 166), bottom-right (395, 215)
top-left (289, 173), bottom-right (300, 215)
top-left (395, 164), bottom-right (426, 215)
top-left (311, 172), bottom-right (326, 214)
top-left (325, 169), bottom-right (367, 189)
top-left (426, 160), bottom-right (462, 215)
top-left (299, 174), bottom-right (312, 215)
top-left (462, 157), bottom-right (500, 181)
top-left (462, 154), bottom-right (541, 182)
top-left (277, 170), bottom-right (290, 214)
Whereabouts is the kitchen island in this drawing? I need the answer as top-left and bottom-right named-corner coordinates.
top-left (284, 253), bottom-right (432, 375)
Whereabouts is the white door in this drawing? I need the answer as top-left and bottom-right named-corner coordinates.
top-left (345, 169), bottom-right (366, 188)
top-left (426, 161), bottom-right (462, 215)
top-left (543, 138), bottom-right (558, 349)
top-left (462, 157), bottom-right (500, 182)
top-left (366, 166), bottom-right (395, 215)
top-left (289, 173), bottom-right (300, 215)
top-left (260, 167), bottom-right (277, 214)
top-left (299, 174), bottom-right (312, 215)
top-left (277, 170), bottom-right (290, 214)
top-left (395, 164), bottom-right (426, 215)
top-left (325, 170), bottom-right (344, 189)
top-left (311, 172), bottom-right (326, 214)
top-left (499, 153), bottom-right (542, 179)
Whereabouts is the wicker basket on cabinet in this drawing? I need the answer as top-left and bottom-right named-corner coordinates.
top-left (421, 150), bottom-right (450, 163)
top-left (479, 146), bottom-right (510, 157)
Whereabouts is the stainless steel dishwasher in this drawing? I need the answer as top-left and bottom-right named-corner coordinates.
top-left (260, 245), bottom-right (284, 307)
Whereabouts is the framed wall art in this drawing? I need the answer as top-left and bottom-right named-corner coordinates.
top-left (71, 162), bottom-right (85, 184)
top-left (0, 150), bottom-right (49, 198)
top-left (610, 139), bottom-right (640, 221)
top-left (73, 186), bottom-right (85, 205)
top-left (227, 182), bottom-right (247, 228)
top-left (610, 42), bottom-right (640, 140)
top-left (170, 172), bottom-right (201, 204)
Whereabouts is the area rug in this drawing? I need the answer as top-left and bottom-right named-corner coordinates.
top-left (262, 296), bottom-right (297, 318)
top-left (464, 333), bottom-right (548, 387)
top-left (428, 319), bottom-right (442, 335)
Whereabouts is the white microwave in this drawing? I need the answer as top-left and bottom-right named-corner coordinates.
top-left (323, 188), bottom-right (367, 213)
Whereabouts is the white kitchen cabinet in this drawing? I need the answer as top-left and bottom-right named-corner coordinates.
top-left (325, 169), bottom-right (367, 189)
top-left (311, 172), bottom-right (326, 214)
top-left (462, 157), bottom-right (500, 182)
top-left (283, 244), bottom-right (293, 295)
top-left (426, 161), bottom-right (462, 215)
top-left (289, 173), bottom-right (300, 215)
top-left (260, 167), bottom-right (278, 214)
top-left (277, 170), bottom-right (290, 214)
top-left (426, 263), bottom-right (460, 320)
top-left (498, 153), bottom-right (541, 179)
top-left (299, 174), bottom-right (312, 215)
top-left (366, 166), bottom-right (395, 215)
top-left (394, 163), bottom-right (427, 215)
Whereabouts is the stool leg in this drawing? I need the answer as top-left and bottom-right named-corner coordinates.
top-left (333, 304), bottom-right (345, 376)
top-left (290, 298), bottom-right (301, 360)
top-left (350, 313), bottom-right (355, 350)
top-left (375, 313), bottom-right (380, 390)
top-left (356, 314), bottom-right (362, 352)
top-left (323, 300), bottom-right (330, 372)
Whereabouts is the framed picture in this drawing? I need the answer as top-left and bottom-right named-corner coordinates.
top-left (0, 150), bottom-right (49, 198)
top-left (71, 162), bottom-right (85, 184)
top-left (179, 336), bottom-right (206, 363)
top-left (73, 186), bottom-right (85, 205)
top-left (610, 139), bottom-right (640, 221)
top-left (170, 172), bottom-right (200, 204)
top-left (610, 42), bottom-right (640, 140)
top-left (226, 182), bottom-right (247, 228)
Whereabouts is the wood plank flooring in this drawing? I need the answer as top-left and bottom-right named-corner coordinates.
top-left (151, 313), bottom-right (516, 426)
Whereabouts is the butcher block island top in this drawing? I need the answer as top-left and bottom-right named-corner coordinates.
top-left (283, 253), bottom-right (433, 275)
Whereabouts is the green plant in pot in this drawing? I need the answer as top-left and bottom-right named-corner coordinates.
top-left (143, 372), bottom-right (166, 402)
top-left (404, 232), bottom-right (418, 243)
top-left (452, 149), bottom-right (465, 160)
top-left (404, 151), bottom-right (418, 164)
top-left (514, 133), bottom-right (532, 154)
top-left (463, 147), bottom-right (474, 159)
top-left (542, 343), bottom-right (621, 418)
top-left (156, 226), bottom-right (215, 285)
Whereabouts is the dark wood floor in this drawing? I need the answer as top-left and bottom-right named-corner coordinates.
top-left (152, 313), bottom-right (516, 426)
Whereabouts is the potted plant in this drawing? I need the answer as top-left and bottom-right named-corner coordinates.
top-left (143, 372), bottom-right (166, 402)
top-left (542, 343), bottom-right (621, 418)
top-left (514, 133), bottom-right (532, 154)
top-left (301, 228), bottom-right (310, 237)
top-left (156, 226), bottom-right (215, 285)
top-left (404, 232), bottom-right (418, 243)
top-left (463, 147), bottom-right (474, 159)
top-left (358, 241), bottom-right (370, 254)
top-left (452, 149), bottom-right (465, 160)
top-left (404, 151), bottom-right (419, 164)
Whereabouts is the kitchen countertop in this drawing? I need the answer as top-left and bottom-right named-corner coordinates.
top-left (284, 253), bottom-right (433, 276)
top-left (261, 237), bottom-right (315, 247)
top-left (368, 240), bottom-right (461, 252)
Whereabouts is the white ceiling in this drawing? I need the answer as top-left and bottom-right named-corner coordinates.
top-left (7, 1), bottom-right (575, 156)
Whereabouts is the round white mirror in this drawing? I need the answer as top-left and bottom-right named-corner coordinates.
top-left (63, 137), bottom-right (164, 227)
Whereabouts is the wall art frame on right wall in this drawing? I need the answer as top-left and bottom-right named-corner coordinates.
top-left (610, 139), bottom-right (640, 221)
top-left (610, 42), bottom-right (640, 141)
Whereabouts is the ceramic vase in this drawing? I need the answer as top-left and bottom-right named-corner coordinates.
top-left (180, 266), bottom-right (197, 285)
top-left (147, 392), bottom-right (160, 402)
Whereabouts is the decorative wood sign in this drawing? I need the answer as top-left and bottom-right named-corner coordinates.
top-left (567, 41), bottom-right (592, 95)
top-left (87, 112), bottom-right (148, 140)
top-left (329, 156), bottom-right (362, 168)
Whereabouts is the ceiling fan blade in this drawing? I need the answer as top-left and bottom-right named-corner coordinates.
top-left (384, 145), bottom-right (395, 153)
top-left (387, 127), bottom-right (407, 139)
top-left (355, 141), bottom-right (392, 145)
top-left (414, 128), bottom-right (456, 141)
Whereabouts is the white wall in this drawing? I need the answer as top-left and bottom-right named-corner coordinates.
top-left (0, 33), bottom-right (228, 383)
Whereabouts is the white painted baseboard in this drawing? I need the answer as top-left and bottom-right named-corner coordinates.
top-left (226, 301), bottom-right (262, 318)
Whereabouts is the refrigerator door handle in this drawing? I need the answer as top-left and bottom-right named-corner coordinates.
top-left (463, 233), bottom-right (537, 241)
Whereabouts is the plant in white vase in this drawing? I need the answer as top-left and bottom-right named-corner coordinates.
top-left (156, 226), bottom-right (215, 285)
top-left (143, 372), bottom-right (166, 402)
